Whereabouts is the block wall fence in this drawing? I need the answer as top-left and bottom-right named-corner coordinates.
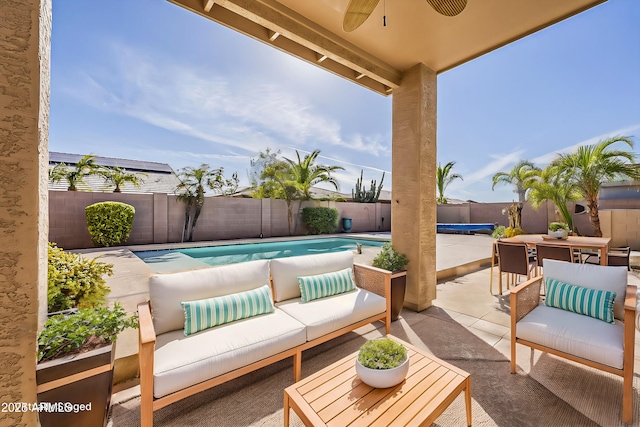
top-left (48, 191), bottom-right (640, 250)
top-left (48, 191), bottom-right (392, 249)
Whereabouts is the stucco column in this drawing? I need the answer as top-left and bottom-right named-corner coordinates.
top-left (0, 0), bottom-right (51, 424)
top-left (391, 63), bottom-right (437, 312)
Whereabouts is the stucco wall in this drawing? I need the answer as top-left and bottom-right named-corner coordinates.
top-left (0, 0), bottom-right (51, 425)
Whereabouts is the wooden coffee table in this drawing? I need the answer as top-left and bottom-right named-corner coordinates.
top-left (284, 336), bottom-right (471, 426)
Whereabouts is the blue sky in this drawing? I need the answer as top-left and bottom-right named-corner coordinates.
top-left (49, 0), bottom-right (640, 202)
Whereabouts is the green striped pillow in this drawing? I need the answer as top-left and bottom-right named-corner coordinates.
top-left (544, 278), bottom-right (616, 324)
top-left (298, 267), bottom-right (356, 303)
top-left (180, 285), bottom-right (275, 336)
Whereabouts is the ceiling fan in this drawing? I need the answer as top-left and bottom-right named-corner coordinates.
top-left (343, 0), bottom-right (467, 32)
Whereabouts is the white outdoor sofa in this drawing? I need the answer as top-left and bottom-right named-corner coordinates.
top-left (510, 259), bottom-right (636, 424)
top-left (137, 251), bottom-right (392, 427)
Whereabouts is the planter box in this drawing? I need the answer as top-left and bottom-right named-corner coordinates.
top-left (36, 343), bottom-right (115, 427)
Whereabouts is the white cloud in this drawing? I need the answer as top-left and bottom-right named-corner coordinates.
top-left (532, 124), bottom-right (640, 165)
top-left (64, 43), bottom-right (389, 158)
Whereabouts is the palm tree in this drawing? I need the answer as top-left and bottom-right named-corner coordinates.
top-left (49, 154), bottom-right (99, 191)
top-left (525, 164), bottom-right (580, 231)
top-left (436, 161), bottom-right (463, 204)
top-left (261, 160), bottom-right (301, 235)
top-left (491, 160), bottom-right (540, 203)
top-left (553, 136), bottom-right (640, 237)
top-left (284, 150), bottom-right (344, 200)
top-left (98, 167), bottom-right (146, 193)
top-left (175, 164), bottom-right (224, 242)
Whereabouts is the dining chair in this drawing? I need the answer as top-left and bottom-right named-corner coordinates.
top-left (495, 242), bottom-right (537, 295)
top-left (535, 243), bottom-right (574, 273)
top-left (584, 246), bottom-right (631, 271)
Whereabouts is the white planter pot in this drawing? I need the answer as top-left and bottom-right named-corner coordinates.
top-left (548, 229), bottom-right (567, 239)
top-left (356, 357), bottom-right (410, 388)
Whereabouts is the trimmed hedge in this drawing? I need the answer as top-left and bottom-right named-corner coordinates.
top-left (301, 207), bottom-right (339, 234)
top-left (85, 201), bottom-right (135, 247)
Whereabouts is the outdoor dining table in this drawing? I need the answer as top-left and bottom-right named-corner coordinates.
top-left (489, 234), bottom-right (612, 295)
top-left (498, 234), bottom-right (612, 266)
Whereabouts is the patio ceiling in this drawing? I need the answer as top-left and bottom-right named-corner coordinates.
top-left (168, 0), bottom-right (605, 95)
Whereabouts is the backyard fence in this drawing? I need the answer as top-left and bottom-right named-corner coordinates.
top-left (49, 191), bottom-right (640, 250)
top-left (48, 191), bottom-right (391, 249)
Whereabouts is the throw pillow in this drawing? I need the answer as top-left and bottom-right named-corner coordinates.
top-left (180, 284), bottom-right (275, 336)
top-left (545, 278), bottom-right (616, 324)
top-left (298, 267), bottom-right (356, 303)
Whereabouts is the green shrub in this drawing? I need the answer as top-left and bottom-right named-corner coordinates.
top-left (301, 207), bottom-right (339, 234)
top-left (47, 243), bottom-right (113, 312)
top-left (85, 201), bottom-right (135, 247)
top-left (372, 243), bottom-right (409, 272)
top-left (492, 225), bottom-right (506, 239)
top-left (38, 303), bottom-right (138, 362)
top-left (358, 338), bottom-right (407, 369)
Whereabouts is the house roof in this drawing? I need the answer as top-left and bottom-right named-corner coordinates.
top-left (48, 152), bottom-right (181, 194)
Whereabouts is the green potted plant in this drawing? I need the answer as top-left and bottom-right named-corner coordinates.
top-left (356, 338), bottom-right (409, 388)
top-left (37, 243), bottom-right (137, 427)
top-left (372, 243), bottom-right (409, 321)
top-left (548, 221), bottom-right (570, 239)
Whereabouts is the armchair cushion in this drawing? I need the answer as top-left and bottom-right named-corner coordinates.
top-left (517, 304), bottom-right (624, 369)
top-left (180, 284), bottom-right (275, 335)
top-left (545, 278), bottom-right (616, 324)
top-left (298, 267), bottom-right (356, 302)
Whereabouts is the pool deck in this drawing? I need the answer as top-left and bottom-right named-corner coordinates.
top-left (76, 232), bottom-right (494, 388)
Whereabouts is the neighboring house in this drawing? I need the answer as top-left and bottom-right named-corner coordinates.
top-left (48, 152), bottom-right (182, 194)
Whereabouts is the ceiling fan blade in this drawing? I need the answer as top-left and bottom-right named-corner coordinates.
top-left (425, 0), bottom-right (467, 17)
top-left (343, 0), bottom-right (381, 32)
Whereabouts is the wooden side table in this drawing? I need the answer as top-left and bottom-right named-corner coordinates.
top-left (284, 336), bottom-right (471, 426)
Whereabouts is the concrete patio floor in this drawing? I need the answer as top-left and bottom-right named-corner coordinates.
top-left (78, 233), bottom-right (640, 425)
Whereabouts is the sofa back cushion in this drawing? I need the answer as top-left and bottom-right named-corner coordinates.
top-left (270, 251), bottom-right (354, 302)
top-left (543, 259), bottom-right (627, 320)
top-left (150, 260), bottom-right (270, 334)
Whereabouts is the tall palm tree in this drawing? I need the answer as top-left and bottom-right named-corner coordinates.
top-left (98, 167), bottom-right (146, 193)
top-left (491, 160), bottom-right (540, 203)
top-left (525, 164), bottom-right (580, 231)
top-left (49, 154), bottom-right (99, 191)
top-left (175, 164), bottom-right (224, 241)
top-left (436, 161), bottom-right (463, 204)
top-left (553, 136), bottom-right (640, 237)
top-left (284, 150), bottom-right (344, 200)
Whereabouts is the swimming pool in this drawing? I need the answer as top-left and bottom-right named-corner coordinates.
top-left (134, 237), bottom-right (386, 271)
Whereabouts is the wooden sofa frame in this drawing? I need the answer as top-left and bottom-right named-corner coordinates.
top-left (510, 275), bottom-right (637, 424)
top-left (137, 263), bottom-right (392, 427)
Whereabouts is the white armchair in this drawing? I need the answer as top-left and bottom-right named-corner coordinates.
top-left (510, 259), bottom-right (636, 424)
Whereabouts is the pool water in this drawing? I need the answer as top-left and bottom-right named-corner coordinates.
top-left (135, 238), bottom-right (386, 270)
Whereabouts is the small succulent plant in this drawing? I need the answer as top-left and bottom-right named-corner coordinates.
top-left (357, 338), bottom-right (407, 370)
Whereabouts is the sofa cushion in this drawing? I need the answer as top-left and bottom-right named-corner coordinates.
top-left (298, 267), bottom-right (356, 303)
top-left (542, 259), bottom-right (627, 320)
top-left (545, 278), bottom-right (616, 324)
top-left (153, 309), bottom-right (306, 398)
top-left (149, 260), bottom-right (270, 335)
top-left (271, 251), bottom-right (354, 302)
top-left (517, 304), bottom-right (624, 369)
top-left (276, 288), bottom-right (386, 341)
top-left (181, 285), bottom-right (275, 335)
